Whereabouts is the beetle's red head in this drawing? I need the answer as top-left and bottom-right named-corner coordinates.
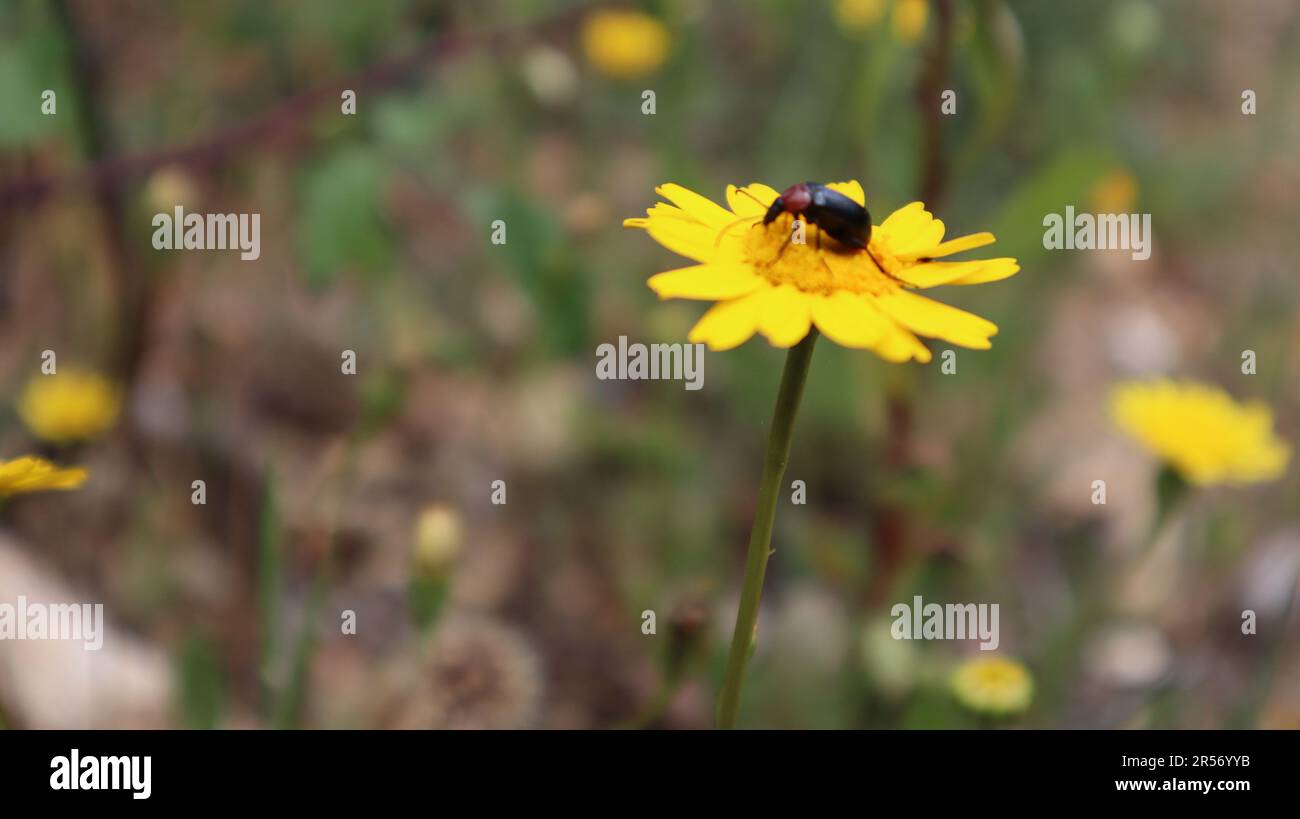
top-left (779, 183), bottom-right (812, 213)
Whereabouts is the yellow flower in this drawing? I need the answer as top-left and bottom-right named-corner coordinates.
top-left (623, 182), bottom-right (1019, 362)
top-left (834, 0), bottom-right (886, 32)
top-left (581, 9), bottom-right (670, 79)
top-left (143, 166), bottom-right (200, 212)
top-left (951, 655), bottom-right (1033, 716)
top-left (17, 369), bottom-right (122, 443)
top-left (414, 504), bottom-right (462, 579)
top-left (0, 456), bottom-right (88, 498)
top-left (1110, 380), bottom-right (1290, 486)
top-left (1090, 168), bottom-right (1138, 214)
top-left (891, 0), bottom-right (929, 43)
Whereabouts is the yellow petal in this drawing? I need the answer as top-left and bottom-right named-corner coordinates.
top-left (874, 290), bottom-right (997, 348)
top-left (642, 214), bottom-right (729, 263)
top-left (727, 184), bottom-right (777, 217)
top-left (756, 284), bottom-right (813, 347)
top-left (0, 457), bottom-right (38, 481)
top-left (654, 183), bottom-right (735, 227)
top-left (893, 260), bottom-right (992, 288)
top-left (642, 200), bottom-right (710, 226)
top-left (0, 456), bottom-right (88, 497)
top-left (810, 291), bottom-right (889, 348)
top-left (825, 180), bottom-right (866, 206)
top-left (875, 324), bottom-right (932, 363)
top-left (945, 258), bottom-right (1020, 285)
top-left (687, 287), bottom-right (772, 350)
top-left (878, 202), bottom-right (945, 257)
top-left (898, 231), bottom-right (996, 261)
top-left (647, 263), bottom-right (766, 300)
top-left (16, 466), bottom-right (87, 491)
top-left (728, 184), bottom-right (764, 218)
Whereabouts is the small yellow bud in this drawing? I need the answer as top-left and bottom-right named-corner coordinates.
top-left (414, 505), bottom-right (462, 578)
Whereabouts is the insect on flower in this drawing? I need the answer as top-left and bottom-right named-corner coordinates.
top-left (626, 180), bottom-right (1018, 359)
top-left (720, 181), bottom-right (894, 276)
top-left (762, 182), bottom-right (873, 249)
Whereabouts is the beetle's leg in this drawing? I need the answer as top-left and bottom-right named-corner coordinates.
top-left (807, 223), bottom-right (844, 279)
top-left (816, 250), bottom-right (842, 281)
top-left (763, 217), bottom-right (799, 265)
top-left (771, 233), bottom-right (791, 265)
top-left (713, 214), bottom-right (763, 247)
top-left (734, 186), bottom-right (776, 212)
top-left (864, 245), bottom-right (907, 285)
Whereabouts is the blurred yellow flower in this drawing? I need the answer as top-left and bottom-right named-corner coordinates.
top-left (1090, 168), bottom-right (1139, 214)
top-left (1110, 380), bottom-right (1290, 486)
top-left (834, 0), bottom-right (886, 32)
top-left (623, 182), bottom-right (1019, 361)
top-left (581, 9), bottom-right (670, 79)
top-left (18, 369), bottom-right (122, 444)
top-left (891, 0), bottom-right (929, 43)
top-left (143, 166), bottom-right (200, 213)
top-left (951, 655), bottom-right (1033, 716)
top-left (0, 456), bottom-right (88, 498)
top-left (414, 504), bottom-right (462, 579)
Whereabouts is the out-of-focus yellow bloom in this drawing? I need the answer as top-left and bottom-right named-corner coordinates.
top-left (414, 504), bottom-right (462, 579)
top-left (17, 369), bottom-right (122, 443)
top-left (951, 655), bottom-right (1033, 716)
top-left (0, 456), bottom-right (88, 498)
top-left (143, 166), bottom-right (200, 212)
top-left (1110, 380), bottom-right (1290, 486)
top-left (1090, 168), bottom-right (1139, 214)
top-left (834, 0), bottom-right (886, 32)
top-left (581, 9), bottom-right (670, 79)
top-left (891, 0), bottom-right (929, 43)
top-left (624, 181), bottom-right (1019, 361)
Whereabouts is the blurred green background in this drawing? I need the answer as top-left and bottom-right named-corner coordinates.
top-left (0, 0), bottom-right (1298, 729)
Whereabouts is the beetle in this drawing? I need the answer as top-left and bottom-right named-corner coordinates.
top-left (717, 181), bottom-right (892, 275)
top-left (762, 182), bottom-right (872, 250)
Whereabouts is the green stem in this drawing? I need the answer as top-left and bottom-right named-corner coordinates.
top-left (716, 330), bottom-right (818, 729)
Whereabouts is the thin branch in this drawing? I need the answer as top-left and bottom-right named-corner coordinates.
top-left (0, 3), bottom-right (594, 216)
top-left (916, 0), bottom-right (955, 208)
top-left (49, 0), bottom-right (149, 386)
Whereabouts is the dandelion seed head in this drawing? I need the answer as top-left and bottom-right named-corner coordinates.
top-left (389, 617), bottom-right (543, 730)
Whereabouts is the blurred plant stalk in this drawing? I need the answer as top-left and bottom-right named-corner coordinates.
top-left (410, 505), bottom-right (463, 631)
top-left (716, 331), bottom-right (818, 729)
top-left (868, 0), bottom-right (956, 607)
top-left (50, 0), bottom-right (152, 390)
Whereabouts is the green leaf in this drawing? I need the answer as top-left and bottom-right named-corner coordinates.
top-left (474, 191), bottom-right (591, 356)
top-left (177, 633), bottom-right (226, 730)
top-left (0, 48), bottom-right (57, 146)
top-left (297, 147), bottom-right (394, 288)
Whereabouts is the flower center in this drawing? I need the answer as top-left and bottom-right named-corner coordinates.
top-left (741, 215), bottom-right (901, 297)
